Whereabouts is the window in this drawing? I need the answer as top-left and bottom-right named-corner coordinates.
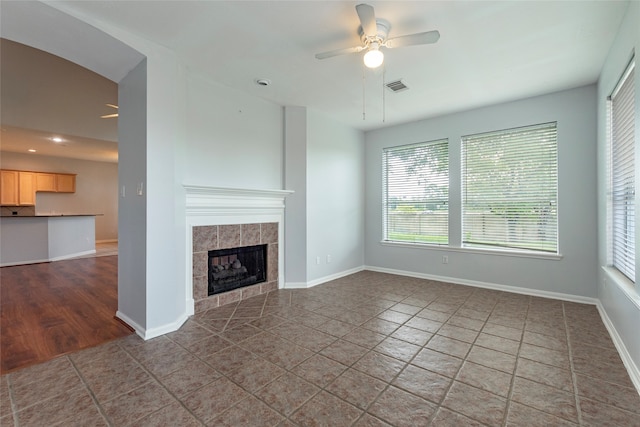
top-left (383, 139), bottom-right (449, 245)
top-left (609, 58), bottom-right (635, 282)
top-left (462, 122), bottom-right (558, 253)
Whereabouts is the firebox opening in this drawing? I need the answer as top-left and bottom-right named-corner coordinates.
top-left (208, 244), bottom-right (267, 296)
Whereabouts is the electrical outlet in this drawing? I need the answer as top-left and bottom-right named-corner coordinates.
top-left (442, 255), bottom-right (449, 264)
top-left (316, 256), bottom-right (320, 265)
top-left (327, 254), bottom-right (331, 263)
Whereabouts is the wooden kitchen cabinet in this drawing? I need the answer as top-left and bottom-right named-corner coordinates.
top-left (1, 170), bottom-right (76, 205)
top-left (35, 172), bottom-right (76, 193)
top-left (0, 170), bottom-right (19, 205)
top-left (35, 173), bottom-right (57, 191)
top-left (18, 172), bottom-right (35, 205)
top-left (56, 174), bottom-right (76, 193)
top-left (0, 170), bottom-right (35, 206)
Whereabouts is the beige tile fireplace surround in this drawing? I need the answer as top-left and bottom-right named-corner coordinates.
top-left (192, 222), bottom-right (279, 312)
top-left (185, 185), bottom-right (292, 315)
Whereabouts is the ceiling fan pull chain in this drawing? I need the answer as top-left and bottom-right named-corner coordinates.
top-left (362, 64), bottom-right (366, 120)
top-left (382, 65), bottom-right (386, 123)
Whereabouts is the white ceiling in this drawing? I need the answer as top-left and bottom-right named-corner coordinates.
top-left (0, 39), bottom-right (119, 162)
top-left (0, 1), bottom-right (630, 161)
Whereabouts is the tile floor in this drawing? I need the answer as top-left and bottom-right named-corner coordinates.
top-left (1, 271), bottom-right (639, 426)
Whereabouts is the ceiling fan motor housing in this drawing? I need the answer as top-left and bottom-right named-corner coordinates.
top-left (359, 19), bottom-right (390, 46)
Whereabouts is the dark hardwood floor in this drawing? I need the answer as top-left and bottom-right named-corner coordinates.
top-left (0, 255), bottom-right (133, 373)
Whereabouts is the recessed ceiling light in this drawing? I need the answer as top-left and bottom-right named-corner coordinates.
top-left (28, 149), bottom-right (36, 153)
top-left (255, 79), bottom-right (271, 87)
top-left (51, 137), bottom-right (63, 143)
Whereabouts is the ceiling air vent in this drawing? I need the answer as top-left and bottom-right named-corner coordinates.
top-left (385, 79), bottom-right (408, 93)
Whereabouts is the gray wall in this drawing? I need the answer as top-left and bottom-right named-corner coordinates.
top-left (307, 109), bottom-right (364, 283)
top-left (284, 106), bottom-right (308, 284)
top-left (0, 151), bottom-right (118, 241)
top-left (365, 85), bottom-right (598, 298)
top-left (117, 58), bottom-right (147, 330)
top-left (596, 0), bottom-right (640, 383)
top-left (284, 107), bottom-right (365, 286)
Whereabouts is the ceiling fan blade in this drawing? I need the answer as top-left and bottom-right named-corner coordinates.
top-left (356, 3), bottom-right (377, 37)
top-left (386, 30), bottom-right (440, 48)
top-left (315, 45), bottom-right (364, 60)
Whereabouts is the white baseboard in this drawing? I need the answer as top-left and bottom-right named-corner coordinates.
top-left (364, 265), bottom-right (599, 305)
top-left (284, 282), bottom-right (309, 289)
top-left (284, 266), bottom-right (365, 289)
top-left (116, 310), bottom-right (189, 340)
top-left (186, 297), bottom-right (195, 316)
top-left (50, 250), bottom-right (96, 262)
top-left (0, 258), bottom-right (50, 267)
top-left (143, 314), bottom-right (189, 340)
top-left (596, 302), bottom-right (640, 394)
top-left (115, 311), bottom-right (145, 339)
top-left (1, 250), bottom-right (99, 266)
top-left (364, 265), bottom-right (639, 394)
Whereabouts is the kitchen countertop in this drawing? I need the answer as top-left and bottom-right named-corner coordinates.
top-left (1, 214), bottom-right (102, 217)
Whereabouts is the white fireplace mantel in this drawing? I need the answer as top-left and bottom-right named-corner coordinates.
top-left (185, 185), bottom-right (293, 216)
top-left (184, 185), bottom-right (293, 316)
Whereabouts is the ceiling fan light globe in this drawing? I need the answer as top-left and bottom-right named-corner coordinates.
top-left (363, 49), bottom-right (384, 68)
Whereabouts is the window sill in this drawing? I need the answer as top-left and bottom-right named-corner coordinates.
top-left (602, 266), bottom-right (640, 310)
top-left (379, 240), bottom-right (563, 261)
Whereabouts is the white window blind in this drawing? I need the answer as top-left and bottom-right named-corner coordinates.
top-left (610, 59), bottom-right (635, 282)
top-left (462, 122), bottom-right (558, 253)
top-left (383, 139), bottom-right (449, 245)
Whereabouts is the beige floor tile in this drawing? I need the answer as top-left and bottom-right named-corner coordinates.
top-left (5, 271), bottom-right (637, 427)
top-left (291, 354), bottom-right (347, 388)
top-left (101, 380), bottom-right (175, 426)
top-left (368, 386), bottom-right (437, 426)
top-left (442, 381), bottom-right (507, 426)
top-left (511, 377), bottom-right (578, 423)
top-left (325, 369), bottom-right (386, 409)
top-left (392, 364), bottom-right (452, 404)
top-left (456, 360), bottom-right (513, 397)
top-left (208, 396), bottom-right (284, 427)
top-left (506, 401), bottom-right (578, 427)
top-left (254, 372), bottom-right (319, 416)
top-left (353, 351), bottom-right (406, 383)
top-left (181, 376), bottom-right (250, 423)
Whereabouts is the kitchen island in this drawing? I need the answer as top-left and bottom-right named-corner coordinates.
top-left (0, 215), bottom-right (97, 266)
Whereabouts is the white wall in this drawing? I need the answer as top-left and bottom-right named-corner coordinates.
top-left (284, 106), bottom-right (308, 284)
top-left (307, 109), bottom-right (365, 282)
top-left (185, 71), bottom-right (283, 190)
top-left (596, 0), bottom-right (640, 385)
top-left (0, 152), bottom-right (118, 241)
top-left (365, 85), bottom-right (598, 298)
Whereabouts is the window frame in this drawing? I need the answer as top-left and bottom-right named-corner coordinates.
top-left (608, 57), bottom-right (636, 283)
top-left (382, 139), bottom-right (449, 246)
top-left (460, 122), bottom-right (559, 254)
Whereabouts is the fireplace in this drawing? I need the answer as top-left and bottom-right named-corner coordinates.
top-left (191, 222), bottom-right (280, 312)
top-left (186, 185), bottom-right (292, 314)
top-left (208, 244), bottom-right (267, 295)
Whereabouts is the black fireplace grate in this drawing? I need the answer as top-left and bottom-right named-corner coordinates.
top-left (208, 244), bottom-right (267, 295)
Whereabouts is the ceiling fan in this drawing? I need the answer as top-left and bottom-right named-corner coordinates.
top-left (100, 103), bottom-right (118, 119)
top-left (315, 3), bottom-right (440, 69)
